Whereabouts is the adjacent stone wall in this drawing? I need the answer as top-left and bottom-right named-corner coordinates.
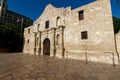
top-left (116, 31), bottom-right (120, 61)
top-left (23, 26), bottom-right (34, 54)
top-left (64, 0), bottom-right (117, 64)
top-left (64, 0), bottom-right (115, 52)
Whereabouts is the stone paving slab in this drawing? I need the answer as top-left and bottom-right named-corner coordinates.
top-left (0, 53), bottom-right (120, 80)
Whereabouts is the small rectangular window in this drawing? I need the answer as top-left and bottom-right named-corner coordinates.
top-left (37, 24), bottom-right (40, 31)
top-left (27, 39), bottom-right (29, 43)
top-left (79, 10), bottom-right (84, 20)
top-left (45, 21), bottom-right (49, 29)
top-left (81, 31), bottom-right (88, 39)
top-left (28, 29), bottom-right (30, 33)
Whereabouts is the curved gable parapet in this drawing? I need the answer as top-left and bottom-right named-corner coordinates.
top-left (36, 4), bottom-right (71, 23)
top-left (37, 4), bottom-right (58, 20)
top-left (44, 4), bottom-right (56, 12)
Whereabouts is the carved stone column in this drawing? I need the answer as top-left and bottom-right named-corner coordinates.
top-left (52, 28), bottom-right (56, 57)
top-left (60, 25), bottom-right (65, 58)
top-left (34, 32), bottom-right (37, 56)
top-left (38, 31), bottom-right (42, 56)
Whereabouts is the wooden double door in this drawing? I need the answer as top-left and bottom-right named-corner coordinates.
top-left (43, 38), bottom-right (50, 56)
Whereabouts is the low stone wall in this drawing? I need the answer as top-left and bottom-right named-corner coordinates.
top-left (64, 51), bottom-right (118, 64)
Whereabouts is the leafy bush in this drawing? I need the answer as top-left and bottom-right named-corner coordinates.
top-left (113, 16), bottom-right (120, 34)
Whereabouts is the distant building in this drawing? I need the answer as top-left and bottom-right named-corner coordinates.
top-left (0, 0), bottom-right (33, 52)
top-left (0, 0), bottom-right (33, 27)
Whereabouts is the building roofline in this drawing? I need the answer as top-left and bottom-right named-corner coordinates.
top-left (7, 10), bottom-right (33, 21)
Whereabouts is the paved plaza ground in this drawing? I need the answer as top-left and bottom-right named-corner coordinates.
top-left (0, 53), bottom-right (120, 80)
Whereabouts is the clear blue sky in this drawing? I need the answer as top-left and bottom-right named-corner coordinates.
top-left (7, 0), bottom-right (120, 21)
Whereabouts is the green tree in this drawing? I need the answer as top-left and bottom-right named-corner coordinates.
top-left (113, 16), bottom-right (120, 34)
top-left (0, 23), bottom-right (22, 52)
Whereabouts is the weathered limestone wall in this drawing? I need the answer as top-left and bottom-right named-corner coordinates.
top-left (64, 0), bottom-right (118, 64)
top-left (23, 26), bottom-right (35, 54)
top-left (65, 0), bottom-right (115, 52)
top-left (116, 31), bottom-right (120, 60)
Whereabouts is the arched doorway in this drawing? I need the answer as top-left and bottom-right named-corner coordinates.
top-left (43, 38), bottom-right (50, 56)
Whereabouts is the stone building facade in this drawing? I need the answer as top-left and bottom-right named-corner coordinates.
top-left (23, 0), bottom-right (120, 64)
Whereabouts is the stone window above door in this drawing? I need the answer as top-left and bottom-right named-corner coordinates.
top-left (78, 10), bottom-right (84, 20)
top-left (45, 21), bottom-right (49, 29)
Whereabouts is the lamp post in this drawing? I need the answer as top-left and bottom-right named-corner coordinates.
top-left (19, 17), bottom-right (23, 52)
